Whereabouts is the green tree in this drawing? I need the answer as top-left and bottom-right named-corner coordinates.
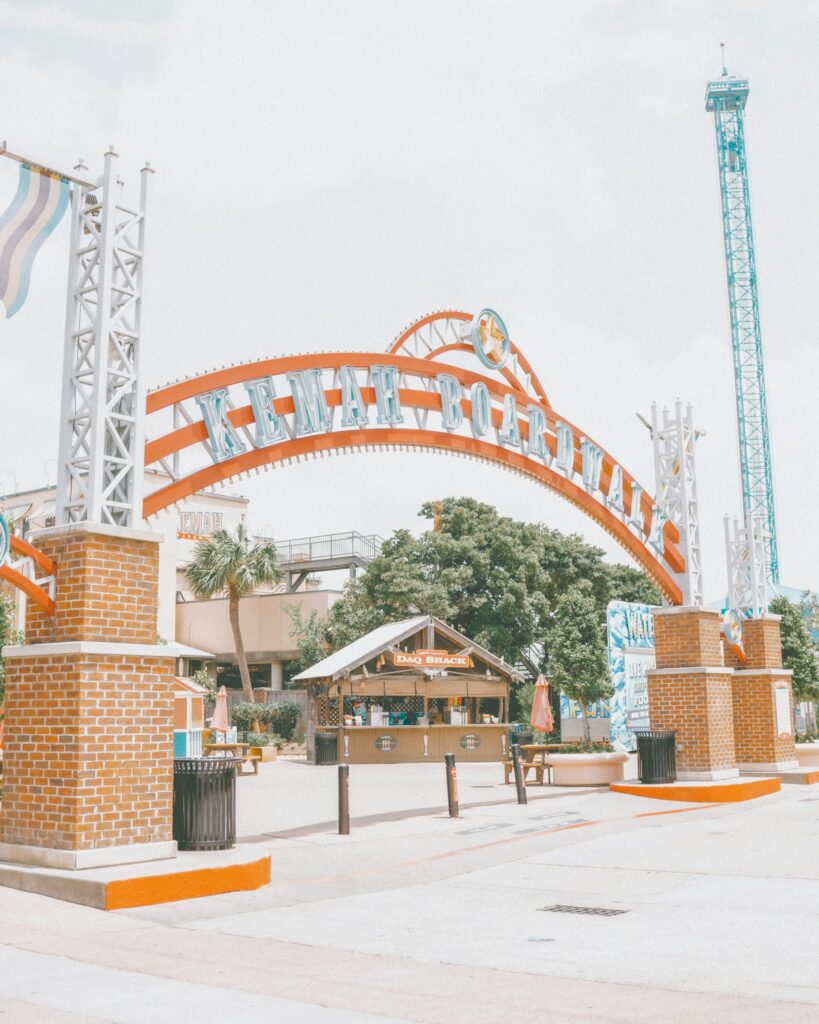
top-left (285, 604), bottom-right (327, 681)
top-left (324, 497), bottom-right (660, 672)
top-left (770, 596), bottom-right (819, 702)
top-left (184, 525), bottom-right (281, 703)
top-left (799, 591), bottom-right (819, 648)
top-left (0, 592), bottom-right (23, 707)
top-left (324, 577), bottom-right (389, 651)
top-left (546, 585), bottom-right (611, 746)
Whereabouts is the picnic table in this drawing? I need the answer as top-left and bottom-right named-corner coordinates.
top-left (202, 742), bottom-right (260, 775)
top-left (503, 742), bottom-right (568, 785)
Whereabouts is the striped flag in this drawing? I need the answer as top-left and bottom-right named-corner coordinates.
top-left (0, 163), bottom-right (69, 318)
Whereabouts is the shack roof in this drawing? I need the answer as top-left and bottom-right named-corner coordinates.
top-left (293, 614), bottom-right (522, 684)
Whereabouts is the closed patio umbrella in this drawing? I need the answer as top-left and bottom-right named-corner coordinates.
top-left (530, 674), bottom-right (555, 733)
top-left (211, 685), bottom-right (230, 737)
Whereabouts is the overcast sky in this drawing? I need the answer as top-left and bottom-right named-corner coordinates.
top-left (0, 0), bottom-right (816, 597)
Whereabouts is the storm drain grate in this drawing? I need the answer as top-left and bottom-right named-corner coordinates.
top-left (540, 904), bottom-right (628, 917)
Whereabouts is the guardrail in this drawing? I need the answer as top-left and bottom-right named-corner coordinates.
top-left (273, 531), bottom-right (384, 566)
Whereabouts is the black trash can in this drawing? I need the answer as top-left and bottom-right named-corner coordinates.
top-left (635, 730), bottom-right (677, 784)
top-left (173, 757), bottom-right (239, 851)
top-left (509, 724), bottom-right (533, 748)
top-left (315, 731), bottom-right (338, 765)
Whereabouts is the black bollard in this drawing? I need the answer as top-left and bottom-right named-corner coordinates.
top-left (338, 763), bottom-right (350, 834)
top-left (444, 752), bottom-right (459, 817)
top-left (510, 743), bottom-right (528, 805)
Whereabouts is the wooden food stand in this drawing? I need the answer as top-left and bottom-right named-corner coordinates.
top-left (294, 615), bottom-right (521, 764)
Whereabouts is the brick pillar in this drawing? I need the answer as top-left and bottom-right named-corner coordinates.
top-left (732, 615), bottom-right (798, 772)
top-left (0, 524), bottom-right (177, 870)
top-left (646, 607), bottom-right (738, 781)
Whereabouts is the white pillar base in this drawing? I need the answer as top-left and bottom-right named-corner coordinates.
top-left (737, 760), bottom-right (800, 773)
top-left (676, 768), bottom-right (739, 781)
top-left (0, 840), bottom-right (177, 871)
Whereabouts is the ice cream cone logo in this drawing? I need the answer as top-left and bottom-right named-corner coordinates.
top-left (470, 308), bottom-right (510, 370)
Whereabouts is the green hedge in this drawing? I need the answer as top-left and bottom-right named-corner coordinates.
top-left (231, 701), bottom-right (301, 741)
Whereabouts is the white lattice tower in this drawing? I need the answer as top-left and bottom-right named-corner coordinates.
top-left (724, 513), bottom-right (768, 617)
top-left (56, 148), bottom-right (152, 527)
top-left (651, 400), bottom-right (703, 606)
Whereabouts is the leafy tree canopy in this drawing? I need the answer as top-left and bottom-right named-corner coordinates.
top-left (0, 593), bottom-right (23, 707)
top-left (322, 497), bottom-right (660, 666)
top-left (770, 595), bottom-right (819, 702)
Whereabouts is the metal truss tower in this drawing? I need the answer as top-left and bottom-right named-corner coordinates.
top-left (706, 61), bottom-right (779, 582)
top-left (724, 513), bottom-right (768, 618)
top-left (56, 149), bottom-right (151, 528)
top-left (652, 402), bottom-right (704, 606)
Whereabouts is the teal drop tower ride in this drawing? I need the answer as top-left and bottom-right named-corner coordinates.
top-left (706, 66), bottom-right (779, 583)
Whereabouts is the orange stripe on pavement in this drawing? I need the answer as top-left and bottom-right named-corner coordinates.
top-left (611, 778), bottom-right (780, 803)
top-left (104, 855), bottom-right (271, 911)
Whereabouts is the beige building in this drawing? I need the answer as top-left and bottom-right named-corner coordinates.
top-left (2, 475), bottom-right (378, 692)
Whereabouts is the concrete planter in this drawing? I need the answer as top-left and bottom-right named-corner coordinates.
top-left (549, 751), bottom-right (629, 786)
top-left (250, 746), bottom-right (277, 762)
top-left (794, 743), bottom-right (819, 767)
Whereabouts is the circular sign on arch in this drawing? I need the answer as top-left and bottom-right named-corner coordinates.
top-left (470, 308), bottom-right (510, 370)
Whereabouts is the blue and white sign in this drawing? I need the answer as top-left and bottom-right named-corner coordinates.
top-left (0, 511), bottom-right (9, 566)
top-left (607, 601), bottom-right (656, 751)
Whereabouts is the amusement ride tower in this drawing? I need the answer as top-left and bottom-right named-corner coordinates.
top-left (706, 54), bottom-right (779, 583)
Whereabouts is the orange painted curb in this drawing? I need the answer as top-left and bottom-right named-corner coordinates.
top-left (104, 855), bottom-right (271, 911)
top-left (805, 770), bottom-right (819, 786)
top-left (610, 778), bottom-right (781, 803)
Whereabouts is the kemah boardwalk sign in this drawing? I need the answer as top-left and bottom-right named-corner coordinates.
top-left (143, 309), bottom-right (695, 605)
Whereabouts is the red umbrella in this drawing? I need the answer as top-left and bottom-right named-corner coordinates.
top-left (211, 685), bottom-right (230, 736)
top-left (530, 674), bottom-right (555, 733)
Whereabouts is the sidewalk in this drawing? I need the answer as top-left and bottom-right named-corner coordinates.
top-left (2, 761), bottom-right (819, 1023)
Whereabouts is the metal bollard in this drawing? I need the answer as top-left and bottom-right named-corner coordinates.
top-left (338, 763), bottom-right (350, 834)
top-left (510, 743), bottom-right (528, 805)
top-left (444, 752), bottom-right (459, 817)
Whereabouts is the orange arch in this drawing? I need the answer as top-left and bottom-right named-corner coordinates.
top-left (145, 352), bottom-right (677, 542)
top-left (143, 424), bottom-right (683, 604)
top-left (388, 310), bottom-right (551, 406)
top-left (1, 536), bottom-right (56, 615)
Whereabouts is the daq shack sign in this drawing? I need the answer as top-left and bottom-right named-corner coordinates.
top-left (391, 649), bottom-right (473, 669)
top-left (142, 309), bottom-right (688, 603)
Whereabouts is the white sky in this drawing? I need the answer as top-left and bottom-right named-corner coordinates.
top-left (0, 0), bottom-right (816, 596)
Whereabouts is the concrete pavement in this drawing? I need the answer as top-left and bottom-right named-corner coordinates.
top-left (2, 760), bottom-right (819, 1022)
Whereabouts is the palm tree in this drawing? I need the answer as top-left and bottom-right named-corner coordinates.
top-left (185, 525), bottom-right (281, 704)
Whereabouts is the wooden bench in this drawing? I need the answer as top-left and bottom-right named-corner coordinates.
top-left (503, 758), bottom-right (549, 785)
top-left (238, 753), bottom-right (261, 776)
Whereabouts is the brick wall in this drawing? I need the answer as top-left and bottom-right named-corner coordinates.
top-left (647, 670), bottom-right (736, 775)
top-left (25, 527), bottom-right (160, 645)
top-left (741, 617), bottom-right (783, 670)
top-left (0, 652), bottom-right (175, 851)
top-left (732, 672), bottom-right (797, 767)
top-left (2, 526), bottom-right (175, 860)
top-left (653, 609), bottom-right (724, 669)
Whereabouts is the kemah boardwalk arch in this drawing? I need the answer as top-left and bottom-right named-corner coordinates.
top-left (0, 531), bottom-right (56, 616)
top-left (142, 309), bottom-right (688, 605)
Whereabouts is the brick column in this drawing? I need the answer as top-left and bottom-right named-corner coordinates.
top-left (0, 524), bottom-right (177, 870)
top-left (732, 615), bottom-right (798, 772)
top-left (646, 607), bottom-right (738, 781)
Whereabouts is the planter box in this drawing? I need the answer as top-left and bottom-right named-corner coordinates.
top-left (795, 743), bottom-right (819, 768)
top-left (549, 751), bottom-right (629, 786)
top-left (250, 746), bottom-right (277, 762)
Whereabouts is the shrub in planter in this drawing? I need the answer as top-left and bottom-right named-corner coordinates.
top-left (267, 703), bottom-right (300, 741)
top-left (556, 740), bottom-right (614, 754)
top-left (232, 701), bottom-right (262, 732)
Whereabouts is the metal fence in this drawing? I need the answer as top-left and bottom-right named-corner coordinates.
top-left (273, 531), bottom-right (383, 566)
